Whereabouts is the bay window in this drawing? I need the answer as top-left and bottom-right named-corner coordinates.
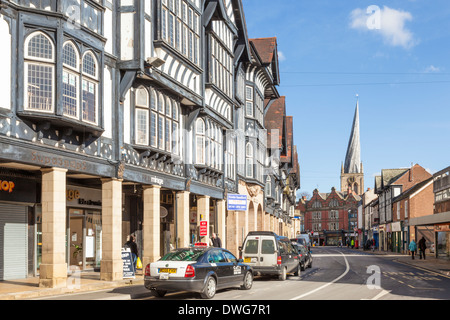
top-left (135, 87), bottom-right (181, 156)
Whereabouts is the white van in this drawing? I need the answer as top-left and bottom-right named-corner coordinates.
top-left (240, 231), bottom-right (300, 280)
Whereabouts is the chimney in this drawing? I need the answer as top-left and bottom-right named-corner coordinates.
top-left (409, 163), bottom-right (414, 182)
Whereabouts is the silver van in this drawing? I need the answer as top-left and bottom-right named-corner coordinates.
top-left (240, 231), bottom-right (300, 280)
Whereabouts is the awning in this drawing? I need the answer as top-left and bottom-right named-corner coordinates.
top-left (409, 211), bottom-right (450, 226)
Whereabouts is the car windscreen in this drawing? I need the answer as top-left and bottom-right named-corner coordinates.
top-left (160, 249), bottom-right (205, 262)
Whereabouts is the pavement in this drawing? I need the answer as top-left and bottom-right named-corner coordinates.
top-left (1, 249), bottom-right (449, 300)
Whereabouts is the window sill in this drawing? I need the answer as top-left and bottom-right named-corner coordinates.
top-left (17, 111), bottom-right (104, 137)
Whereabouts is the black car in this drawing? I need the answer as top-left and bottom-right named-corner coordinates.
top-left (291, 242), bottom-right (312, 271)
top-left (144, 247), bottom-right (253, 299)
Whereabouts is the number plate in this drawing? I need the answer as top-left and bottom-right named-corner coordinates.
top-left (159, 273), bottom-right (169, 280)
top-left (244, 257), bottom-right (257, 263)
top-left (158, 268), bottom-right (177, 274)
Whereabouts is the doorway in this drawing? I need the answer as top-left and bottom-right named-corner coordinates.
top-left (68, 209), bottom-right (102, 270)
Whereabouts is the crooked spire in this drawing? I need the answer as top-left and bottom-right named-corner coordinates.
top-left (344, 98), bottom-right (361, 174)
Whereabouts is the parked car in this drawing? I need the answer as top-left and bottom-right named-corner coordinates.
top-left (294, 234), bottom-right (312, 251)
top-left (291, 242), bottom-right (312, 271)
top-left (144, 247), bottom-right (253, 299)
top-left (240, 231), bottom-right (300, 280)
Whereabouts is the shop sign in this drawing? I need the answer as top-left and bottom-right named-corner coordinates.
top-left (121, 250), bottom-right (135, 279)
top-left (391, 222), bottom-right (402, 232)
top-left (67, 186), bottom-right (102, 208)
top-left (227, 194), bottom-right (248, 211)
top-left (0, 180), bottom-right (15, 193)
top-left (0, 177), bottom-right (36, 203)
top-left (199, 221), bottom-right (208, 237)
top-left (435, 224), bottom-right (450, 232)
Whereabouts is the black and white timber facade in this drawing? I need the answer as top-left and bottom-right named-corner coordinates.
top-left (0, 0), bottom-right (300, 284)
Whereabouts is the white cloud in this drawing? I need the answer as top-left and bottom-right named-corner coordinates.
top-left (424, 65), bottom-right (441, 73)
top-left (278, 51), bottom-right (286, 62)
top-left (350, 6), bottom-right (417, 49)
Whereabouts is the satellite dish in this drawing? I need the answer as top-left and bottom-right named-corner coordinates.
top-left (160, 206), bottom-right (168, 219)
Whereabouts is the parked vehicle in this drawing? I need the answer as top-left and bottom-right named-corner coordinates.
top-left (295, 234), bottom-right (312, 251)
top-left (291, 242), bottom-right (312, 271)
top-left (240, 231), bottom-right (300, 280)
top-left (144, 246), bottom-right (253, 299)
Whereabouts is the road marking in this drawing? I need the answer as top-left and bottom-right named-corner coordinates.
top-left (290, 252), bottom-right (350, 300)
top-left (371, 290), bottom-right (390, 300)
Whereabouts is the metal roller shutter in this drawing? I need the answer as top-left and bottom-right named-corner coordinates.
top-left (0, 203), bottom-right (28, 281)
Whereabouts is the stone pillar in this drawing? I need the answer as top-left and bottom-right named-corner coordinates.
top-left (197, 195), bottom-right (210, 243)
top-left (176, 191), bottom-right (190, 248)
top-left (100, 178), bottom-right (123, 281)
top-left (226, 211), bottom-right (238, 256)
top-left (40, 168), bottom-right (68, 288)
top-left (142, 185), bottom-right (161, 268)
top-left (216, 199), bottom-right (226, 248)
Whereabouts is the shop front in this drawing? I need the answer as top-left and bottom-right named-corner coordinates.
top-left (65, 186), bottom-right (103, 271)
top-left (435, 224), bottom-right (450, 259)
top-left (0, 174), bottom-right (38, 281)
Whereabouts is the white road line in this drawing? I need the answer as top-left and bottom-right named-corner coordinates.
top-left (371, 290), bottom-right (390, 300)
top-left (290, 252), bottom-right (350, 300)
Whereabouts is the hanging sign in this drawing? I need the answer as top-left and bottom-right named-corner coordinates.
top-left (199, 221), bottom-right (208, 237)
top-left (227, 194), bottom-right (248, 211)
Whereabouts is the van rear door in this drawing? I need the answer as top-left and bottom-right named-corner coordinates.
top-left (243, 236), bottom-right (260, 266)
top-left (259, 236), bottom-right (277, 267)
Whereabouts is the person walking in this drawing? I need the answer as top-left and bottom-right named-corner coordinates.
top-left (409, 239), bottom-right (417, 260)
top-left (418, 236), bottom-right (427, 260)
top-left (351, 238), bottom-right (355, 249)
top-left (210, 233), bottom-right (222, 248)
top-left (125, 235), bottom-right (139, 272)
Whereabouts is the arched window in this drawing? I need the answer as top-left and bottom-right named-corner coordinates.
top-left (62, 41), bottom-right (80, 118)
top-left (135, 87), bottom-right (149, 145)
top-left (24, 31), bottom-right (55, 112)
top-left (134, 88), bottom-right (180, 154)
top-left (82, 51), bottom-right (98, 124)
top-left (172, 102), bottom-right (180, 155)
top-left (226, 135), bottom-right (235, 179)
top-left (196, 118), bottom-right (205, 165)
top-left (246, 142), bottom-right (253, 178)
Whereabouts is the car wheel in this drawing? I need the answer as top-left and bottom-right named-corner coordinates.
top-left (200, 276), bottom-right (217, 299)
top-left (300, 261), bottom-right (306, 271)
top-left (278, 267), bottom-right (287, 281)
top-left (294, 263), bottom-right (301, 276)
top-left (241, 271), bottom-right (253, 290)
top-left (151, 289), bottom-right (167, 297)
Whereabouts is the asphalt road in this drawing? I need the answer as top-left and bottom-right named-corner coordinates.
top-left (34, 247), bottom-right (450, 301)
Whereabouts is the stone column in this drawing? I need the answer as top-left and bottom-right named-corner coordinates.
top-left (40, 168), bottom-right (68, 288)
top-left (216, 199), bottom-right (226, 248)
top-left (197, 196), bottom-right (210, 243)
top-left (100, 178), bottom-right (123, 281)
top-left (142, 185), bottom-right (161, 268)
top-left (176, 191), bottom-right (190, 248)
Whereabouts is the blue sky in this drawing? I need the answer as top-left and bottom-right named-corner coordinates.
top-left (242, 0), bottom-right (450, 197)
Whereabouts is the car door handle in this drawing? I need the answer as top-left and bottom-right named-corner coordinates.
top-left (260, 257), bottom-right (264, 262)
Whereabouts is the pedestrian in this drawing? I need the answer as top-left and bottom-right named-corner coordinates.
top-left (418, 236), bottom-right (427, 260)
top-left (210, 233), bottom-right (222, 248)
top-left (125, 235), bottom-right (139, 272)
top-left (372, 238), bottom-right (376, 252)
top-left (409, 239), bottom-right (417, 260)
top-left (351, 239), bottom-right (354, 249)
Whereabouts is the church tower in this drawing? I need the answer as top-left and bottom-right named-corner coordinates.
top-left (340, 97), bottom-right (364, 195)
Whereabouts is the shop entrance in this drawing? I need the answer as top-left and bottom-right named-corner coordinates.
top-left (68, 209), bottom-right (102, 270)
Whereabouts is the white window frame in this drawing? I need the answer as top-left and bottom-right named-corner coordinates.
top-left (24, 31), bottom-right (55, 113)
top-left (81, 51), bottom-right (99, 125)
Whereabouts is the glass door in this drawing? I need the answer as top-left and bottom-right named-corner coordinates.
top-left (85, 210), bottom-right (102, 269)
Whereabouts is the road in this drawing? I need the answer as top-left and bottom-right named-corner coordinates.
top-left (33, 247), bottom-right (450, 301)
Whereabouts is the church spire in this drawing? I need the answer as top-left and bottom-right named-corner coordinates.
top-left (344, 97), bottom-right (361, 174)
